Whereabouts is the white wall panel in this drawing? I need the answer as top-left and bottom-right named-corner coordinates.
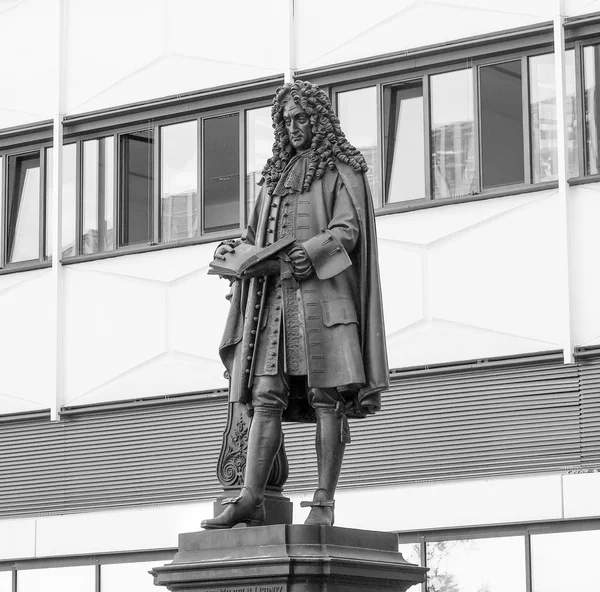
top-left (0, 269), bottom-right (53, 413)
top-left (296, 0), bottom-right (554, 70)
top-left (63, 244), bottom-right (230, 407)
top-left (66, 0), bottom-right (287, 115)
top-left (571, 183), bottom-right (600, 347)
top-left (562, 472), bottom-right (600, 518)
top-left (566, 0), bottom-right (600, 16)
top-left (0, 0), bottom-right (57, 130)
top-left (379, 191), bottom-right (562, 369)
top-left (63, 267), bottom-right (166, 406)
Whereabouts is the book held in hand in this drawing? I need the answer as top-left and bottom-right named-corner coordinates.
top-left (208, 236), bottom-right (295, 278)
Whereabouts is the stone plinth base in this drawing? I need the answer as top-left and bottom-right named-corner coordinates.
top-left (151, 525), bottom-right (427, 592)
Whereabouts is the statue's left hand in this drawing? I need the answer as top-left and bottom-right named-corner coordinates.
top-left (240, 259), bottom-right (280, 278)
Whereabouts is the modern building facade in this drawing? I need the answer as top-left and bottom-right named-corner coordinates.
top-left (1, 0), bottom-right (600, 590)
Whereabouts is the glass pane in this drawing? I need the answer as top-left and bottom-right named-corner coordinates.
top-left (0, 156), bottom-right (3, 266)
top-left (120, 129), bottom-right (153, 246)
top-left (431, 69), bottom-right (476, 199)
top-left (45, 144), bottom-right (77, 258)
top-left (426, 537), bottom-right (526, 592)
top-left (0, 571), bottom-right (11, 592)
top-left (584, 45), bottom-right (600, 174)
top-left (480, 61), bottom-right (524, 188)
top-left (160, 120), bottom-right (198, 242)
top-left (101, 561), bottom-right (163, 592)
top-left (83, 136), bottom-right (115, 254)
top-left (531, 529), bottom-right (600, 592)
top-left (530, 50), bottom-right (578, 182)
top-left (203, 113), bottom-right (240, 233)
top-left (337, 87), bottom-right (380, 207)
top-left (398, 542), bottom-right (421, 565)
top-left (246, 106), bottom-right (271, 219)
top-left (7, 152), bottom-right (40, 263)
top-left (384, 81), bottom-right (426, 203)
top-left (17, 566), bottom-right (94, 592)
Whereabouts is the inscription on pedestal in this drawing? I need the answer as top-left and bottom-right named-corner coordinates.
top-left (204, 586), bottom-right (286, 592)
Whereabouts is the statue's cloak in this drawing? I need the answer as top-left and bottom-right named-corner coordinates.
top-left (218, 162), bottom-right (389, 421)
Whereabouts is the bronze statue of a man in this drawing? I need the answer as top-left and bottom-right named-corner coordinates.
top-left (202, 80), bottom-right (388, 529)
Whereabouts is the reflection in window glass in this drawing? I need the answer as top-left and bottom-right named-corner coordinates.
top-left (531, 529), bottom-right (600, 592)
top-left (83, 137), bottom-right (115, 254)
top-left (0, 571), bottom-right (11, 591)
top-left (530, 51), bottom-right (578, 182)
top-left (431, 69), bottom-right (476, 199)
top-left (120, 129), bottom-right (153, 247)
top-left (398, 542), bottom-right (421, 566)
top-left (101, 561), bottom-right (162, 592)
top-left (246, 107), bottom-right (271, 219)
top-left (161, 121), bottom-right (198, 243)
top-left (480, 61), bottom-right (524, 188)
top-left (337, 87), bottom-right (380, 207)
top-left (7, 152), bottom-right (40, 263)
top-left (426, 537), bottom-right (525, 592)
top-left (384, 81), bottom-right (425, 203)
top-left (203, 113), bottom-right (240, 233)
top-left (584, 45), bottom-right (600, 174)
top-left (46, 144), bottom-right (77, 257)
top-left (0, 156), bottom-right (3, 264)
top-left (17, 565), bottom-right (94, 592)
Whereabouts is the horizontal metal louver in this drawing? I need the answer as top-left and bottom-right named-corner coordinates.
top-left (0, 356), bottom-right (597, 519)
top-left (0, 398), bottom-right (228, 517)
top-left (576, 357), bottom-right (600, 468)
top-left (282, 362), bottom-right (582, 491)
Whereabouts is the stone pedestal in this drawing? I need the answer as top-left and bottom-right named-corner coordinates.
top-left (151, 525), bottom-right (427, 592)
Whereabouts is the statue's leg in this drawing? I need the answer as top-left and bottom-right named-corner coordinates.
top-left (301, 389), bottom-right (347, 527)
top-left (202, 376), bottom-right (286, 529)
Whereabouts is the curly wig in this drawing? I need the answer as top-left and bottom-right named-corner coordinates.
top-left (261, 79), bottom-right (368, 195)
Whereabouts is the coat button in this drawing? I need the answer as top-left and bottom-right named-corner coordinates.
top-left (255, 304), bottom-right (260, 309)
top-left (247, 356), bottom-right (252, 361)
top-left (249, 343), bottom-right (254, 348)
top-left (257, 291), bottom-right (262, 296)
top-left (253, 317), bottom-right (258, 322)
top-left (251, 330), bottom-right (256, 335)
top-left (245, 369), bottom-right (250, 374)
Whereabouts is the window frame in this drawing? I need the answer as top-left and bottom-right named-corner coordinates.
top-left (308, 23), bottom-right (600, 215)
top-left (59, 96), bottom-right (274, 264)
top-left (0, 141), bottom-right (52, 274)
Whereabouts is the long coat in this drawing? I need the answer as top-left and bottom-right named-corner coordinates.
top-left (219, 161), bottom-right (389, 421)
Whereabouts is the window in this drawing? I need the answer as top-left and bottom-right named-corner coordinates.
top-left (83, 136), bottom-right (115, 254)
top-left (120, 129), bottom-right (154, 247)
top-left (431, 68), bottom-right (476, 199)
top-left (46, 144), bottom-right (77, 257)
top-left (6, 152), bottom-right (41, 264)
top-left (246, 106), bottom-right (272, 218)
top-left (530, 51), bottom-right (578, 182)
top-left (531, 529), bottom-right (600, 592)
top-left (480, 60), bottom-right (524, 189)
top-left (383, 81), bottom-right (426, 203)
top-left (329, 42), bottom-right (588, 209)
top-left (398, 524), bottom-right (600, 592)
top-left (203, 113), bottom-right (240, 233)
top-left (584, 44), bottom-right (600, 174)
top-left (337, 87), bottom-right (380, 206)
top-left (161, 121), bottom-right (198, 243)
top-left (101, 561), bottom-right (159, 592)
top-left (0, 571), bottom-right (11, 592)
top-left (17, 566), bottom-right (94, 592)
top-left (425, 537), bottom-right (526, 592)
